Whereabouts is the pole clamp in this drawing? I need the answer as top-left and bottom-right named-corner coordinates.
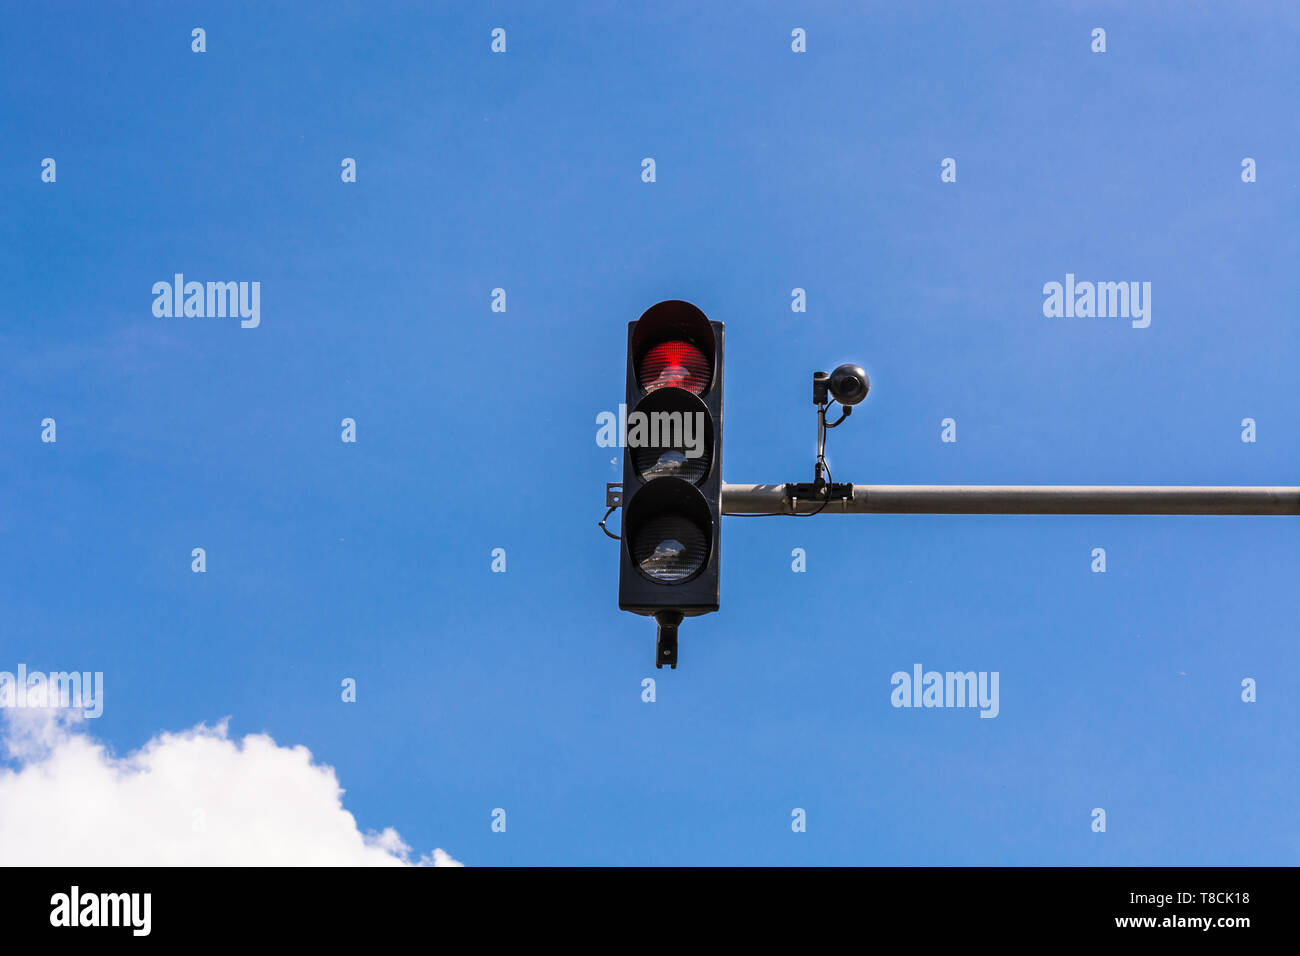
top-left (784, 481), bottom-right (854, 508)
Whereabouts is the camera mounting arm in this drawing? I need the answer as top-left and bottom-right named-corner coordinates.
top-left (806, 365), bottom-right (869, 490)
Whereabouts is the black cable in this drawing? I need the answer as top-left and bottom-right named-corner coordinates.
top-left (730, 463), bottom-right (839, 518)
top-left (598, 505), bottom-right (621, 540)
top-left (731, 402), bottom-right (844, 518)
top-left (801, 460), bottom-right (833, 517)
top-left (799, 402), bottom-right (835, 517)
top-left (824, 406), bottom-right (851, 428)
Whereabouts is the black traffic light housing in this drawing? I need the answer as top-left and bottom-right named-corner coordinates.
top-left (618, 300), bottom-right (723, 668)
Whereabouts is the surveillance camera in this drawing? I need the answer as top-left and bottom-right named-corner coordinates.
top-left (828, 364), bottom-right (870, 406)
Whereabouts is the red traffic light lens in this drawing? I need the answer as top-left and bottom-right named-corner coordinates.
top-left (638, 340), bottom-right (710, 395)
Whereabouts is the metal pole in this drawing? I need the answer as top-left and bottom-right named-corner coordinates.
top-left (721, 483), bottom-right (1300, 516)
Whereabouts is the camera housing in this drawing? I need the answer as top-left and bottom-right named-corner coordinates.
top-left (828, 364), bottom-right (870, 406)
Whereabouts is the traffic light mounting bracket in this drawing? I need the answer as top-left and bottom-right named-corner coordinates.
top-left (605, 483), bottom-right (623, 509)
top-left (787, 481), bottom-right (855, 512)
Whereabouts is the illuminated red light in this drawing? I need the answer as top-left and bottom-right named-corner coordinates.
top-left (638, 340), bottom-right (710, 395)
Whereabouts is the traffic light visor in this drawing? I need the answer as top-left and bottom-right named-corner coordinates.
top-left (631, 300), bottom-right (716, 397)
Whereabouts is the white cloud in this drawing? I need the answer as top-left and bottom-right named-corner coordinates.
top-left (0, 706), bottom-right (461, 867)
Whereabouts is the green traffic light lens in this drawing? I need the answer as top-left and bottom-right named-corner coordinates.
top-left (632, 514), bottom-right (708, 583)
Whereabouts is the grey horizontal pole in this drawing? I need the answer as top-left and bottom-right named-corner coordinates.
top-left (721, 483), bottom-right (1300, 516)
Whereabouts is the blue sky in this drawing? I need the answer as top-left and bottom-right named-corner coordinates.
top-left (3, 1), bottom-right (1298, 865)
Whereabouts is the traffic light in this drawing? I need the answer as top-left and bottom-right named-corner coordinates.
top-left (618, 300), bottom-right (724, 669)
